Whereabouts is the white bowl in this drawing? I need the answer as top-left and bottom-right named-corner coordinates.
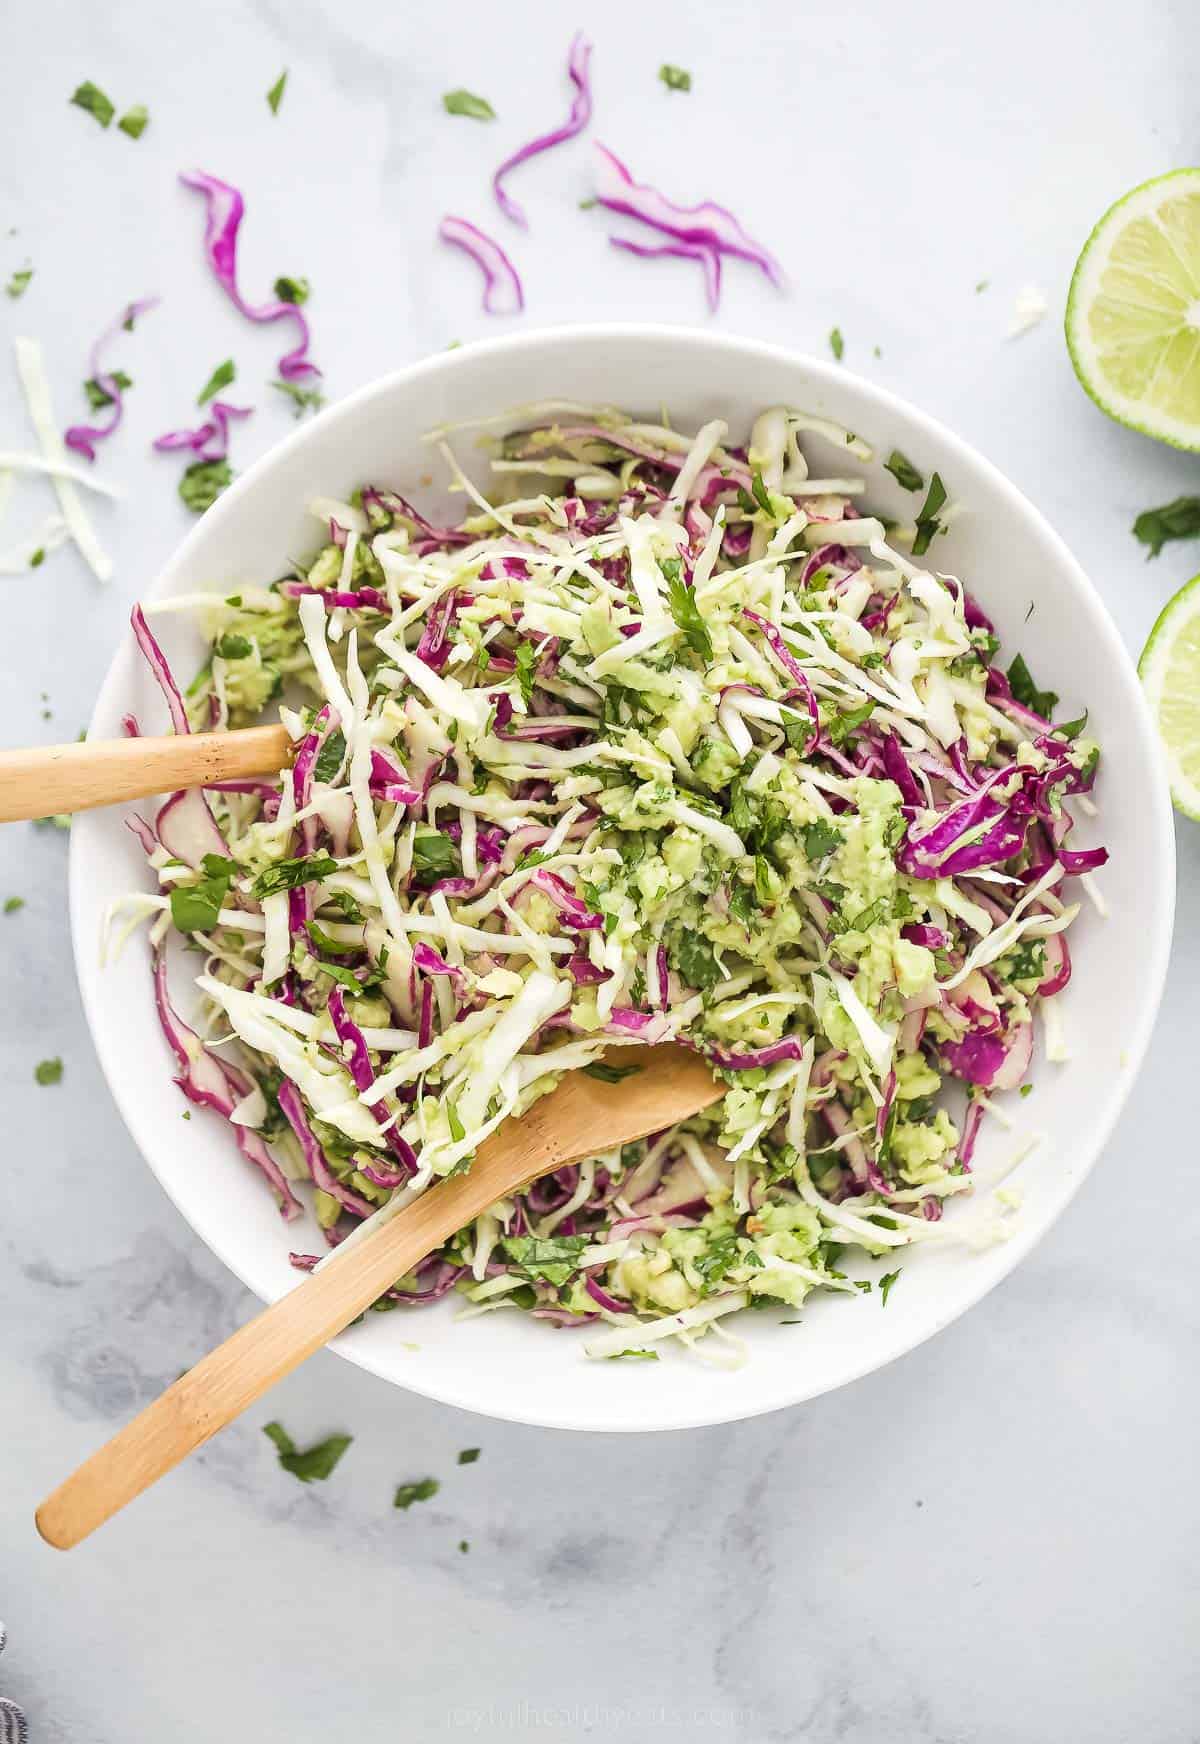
top-left (72, 325), bottom-right (1175, 1433)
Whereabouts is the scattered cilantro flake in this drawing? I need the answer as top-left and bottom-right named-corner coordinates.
top-left (70, 81), bottom-right (115, 127)
top-left (170, 855), bottom-right (235, 933)
top-left (662, 558), bottom-right (713, 661)
top-left (457, 1447), bottom-right (480, 1465)
top-left (1020, 1083), bottom-right (1034, 1098)
top-left (273, 275), bottom-right (310, 305)
top-left (1132, 496), bottom-right (1200, 560)
top-left (975, 279), bottom-right (989, 293)
top-left (5, 266), bottom-right (33, 300)
top-left (83, 370), bottom-right (132, 411)
top-left (607, 1348), bottom-right (660, 1360)
top-left (659, 64), bottom-right (692, 92)
top-left (826, 700), bottom-right (875, 747)
top-left (884, 450), bottom-right (924, 492)
top-left (514, 640), bottom-right (537, 707)
top-left (1057, 710), bottom-right (1088, 741)
top-left (446, 1099), bottom-right (466, 1143)
top-left (501, 1234), bottom-right (587, 1287)
top-left (458, 1539), bottom-right (470, 1552)
top-left (4, 897), bottom-right (24, 915)
top-left (30, 548), bottom-right (45, 570)
top-left (197, 358), bottom-right (235, 407)
top-left (410, 830), bottom-right (460, 885)
top-left (179, 459), bottom-right (232, 514)
top-left (214, 632), bottom-right (252, 660)
top-left (799, 820), bottom-right (842, 860)
top-left (1007, 653), bottom-right (1058, 718)
top-left (443, 89), bottom-right (496, 120)
top-left (251, 852), bottom-right (338, 901)
top-left (266, 70), bottom-right (288, 115)
top-left (313, 728), bottom-right (347, 783)
top-left (272, 378), bottom-right (325, 419)
top-left (34, 1058), bottom-right (64, 1086)
top-left (911, 472), bottom-right (947, 557)
top-left (675, 931), bottom-right (721, 991)
top-left (393, 1477), bottom-right (439, 1510)
top-left (118, 105), bottom-right (149, 139)
top-left (829, 327), bottom-right (845, 361)
top-left (578, 197), bottom-right (597, 211)
top-left (263, 1421), bottom-right (352, 1482)
top-left (583, 1061), bottom-right (641, 1083)
top-left (878, 1269), bottom-right (901, 1307)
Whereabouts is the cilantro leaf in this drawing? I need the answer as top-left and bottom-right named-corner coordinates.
top-left (514, 640), bottom-right (537, 707)
top-left (911, 471), bottom-right (947, 556)
top-left (34, 1057), bottom-right (63, 1086)
top-left (825, 700), bottom-right (875, 746)
top-left (6, 267), bottom-right (33, 300)
top-left (1056, 711), bottom-right (1088, 741)
top-left (393, 1477), bottom-right (439, 1509)
top-left (501, 1234), bottom-right (588, 1287)
top-left (272, 378), bottom-right (325, 419)
top-left (266, 70), bottom-right (288, 115)
top-left (675, 931), bottom-right (722, 991)
top-left (179, 459), bottom-right (232, 514)
top-left (251, 853), bottom-right (338, 901)
top-left (1007, 653), bottom-right (1058, 719)
top-left (214, 632), bottom-right (252, 660)
top-left (83, 370), bottom-right (132, 410)
top-left (410, 831), bottom-right (461, 886)
top-left (313, 728), bottom-right (347, 784)
top-left (884, 450), bottom-right (924, 492)
top-left (829, 327), bottom-right (845, 361)
top-left (457, 1447), bottom-right (481, 1465)
top-left (659, 63), bottom-right (692, 91)
top-left (273, 275), bottom-right (310, 305)
top-left (662, 558), bottom-right (713, 661)
top-left (443, 88), bottom-right (496, 120)
top-left (263, 1421), bottom-right (352, 1482)
top-left (4, 897), bottom-right (25, 915)
top-left (583, 1061), bottom-right (641, 1083)
top-left (1132, 496), bottom-right (1200, 559)
top-left (197, 358), bottom-right (235, 408)
top-left (170, 854), bottom-right (235, 933)
top-left (878, 1269), bottom-right (901, 1306)
top-left (305, 921), bottom-right (359, 957)
top-left (117, 105), bottom-right (149, 139)
top-left (729, 883), bottom-right (757, 928)
top-left (799, 820), bottom-right (842, 861)
top-left (70, 81), bottom-right (115, 127)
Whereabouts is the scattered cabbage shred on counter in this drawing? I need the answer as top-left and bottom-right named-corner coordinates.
top-left (120, 402), bottom-right (1106, 1362)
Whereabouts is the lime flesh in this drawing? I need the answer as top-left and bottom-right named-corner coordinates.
top-left (1139, 572), bottom-right (1200, 819)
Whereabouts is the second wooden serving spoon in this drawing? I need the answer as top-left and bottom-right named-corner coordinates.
top-left (35, 1043), bottom-right (723, 1550)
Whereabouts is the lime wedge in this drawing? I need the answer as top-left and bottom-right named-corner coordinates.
top-left (1139, 571), bottom-right (1200, 818)
top-left (1066, 169), bottom-right (1200, 451)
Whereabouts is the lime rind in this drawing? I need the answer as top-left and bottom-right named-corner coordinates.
top-left (1138, 570), bottom-right (1200, 820)
top-left (1066, 168), bottom-right (1200, 453)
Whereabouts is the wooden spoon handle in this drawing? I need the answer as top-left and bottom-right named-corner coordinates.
top-left (0, 724), bottom-right (292, 823)
top-left (33, 1111), bottom-right (566, 1551)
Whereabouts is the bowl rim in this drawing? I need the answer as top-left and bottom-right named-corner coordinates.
top-left (70, 322), bottom-right (1177, 1432)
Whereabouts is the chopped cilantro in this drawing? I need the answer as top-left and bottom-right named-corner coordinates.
top-left (30, 548), bottom-right (45, 570)
top-left (662, 558), bottom-right (713, 661)
top-left (4, 897), bottom-right (24, 914)
top-left (458, 1539), bottom-right (470, 1552)
top-left (1132, 496), bottom-right (1200, 559)
top-left (514, 640), bottom-right (537, 707)
top-left (1007, 653), bottom-right (1058, 718)
top-left (410, 830), bottom-right (461, 886)
top-left (446, 1099), bottom-right (466, 1143)
top-left (884, 450), bottom-right (924, 492)
top-left (117, 105), bottom-right (149, 139)
top-left (214, 632), bottom-right (252, 660)
top-left (170, 853), bottom-right (235, 933)
top-left (911, 472), bottom-right (947, 557)
top-left (394, 1477), bottom-right (439, 1509)
top-left (70, 81), bottom-right (115, 127)
top-left (5, 267), bottom-right (33, 300)
top-left (272, 378), bottom-right (325, 418)
top-left (266, 70), bottom-right (288, 115)
top-left (675, 930), bottom-right (722, 991)
top-left (878, 1269), bottom-right (901, 1306)
top-left (799, 819), bottom-right (842, 860)
top-left (34, 1058), bottom-right (64, 1086)
top-left (826, 700), bottom-right (875, 746)
top-left (1020, 1082), bottom-right (1034, 1098)
top-left (273, 275), bottom-right (310, 305)
top-left (251, 853), bottom-right (338, 901)
top-left (457, 1447), bottom-right (480, 1465)
top-left (443, 89), bottom-right (496, 120)
top-left (1056, 711), bottom-right (1088, 741)
top-left (197, 358), bottom-right (235, 408)
top-left (179, 459), bottom-right (232, 514)
top-left (829, 327), bottom-right (845, 361)
top-left (313, 728), bottom-right (347, 783)
top-left (659, 64), bottom-right (692, 91)
top-left (501, 1234), bottom-right (588, 1287)
top-left (263, 1421), bottom-right (352, 1482)
top-left (83, 370), bottom-right (132, 410)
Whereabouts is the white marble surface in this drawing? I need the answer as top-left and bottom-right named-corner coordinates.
top-left (1, 0), bottom-right (1198, 1737)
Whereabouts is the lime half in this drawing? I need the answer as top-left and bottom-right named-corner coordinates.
top-left (1066, 169), bottom-right (1200, 451)
top-left (1139, 572), bottom-right (1200, 819)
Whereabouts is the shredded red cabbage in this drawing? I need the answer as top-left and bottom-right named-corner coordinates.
top-left (439, 216), bottom-right (525, 314)
top-left (492, 32), bottom-right (593, 227)
top-left (64, 296), bottom-right (159, 463)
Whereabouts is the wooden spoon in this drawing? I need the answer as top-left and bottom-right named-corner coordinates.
top-left (35, 1043), bottom-right (722, 1549)
top-left (0, 725), bottom-right (291, 823)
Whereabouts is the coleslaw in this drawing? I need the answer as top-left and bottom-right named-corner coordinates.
top-left (118, 401), bottom-right (1105, 1362)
